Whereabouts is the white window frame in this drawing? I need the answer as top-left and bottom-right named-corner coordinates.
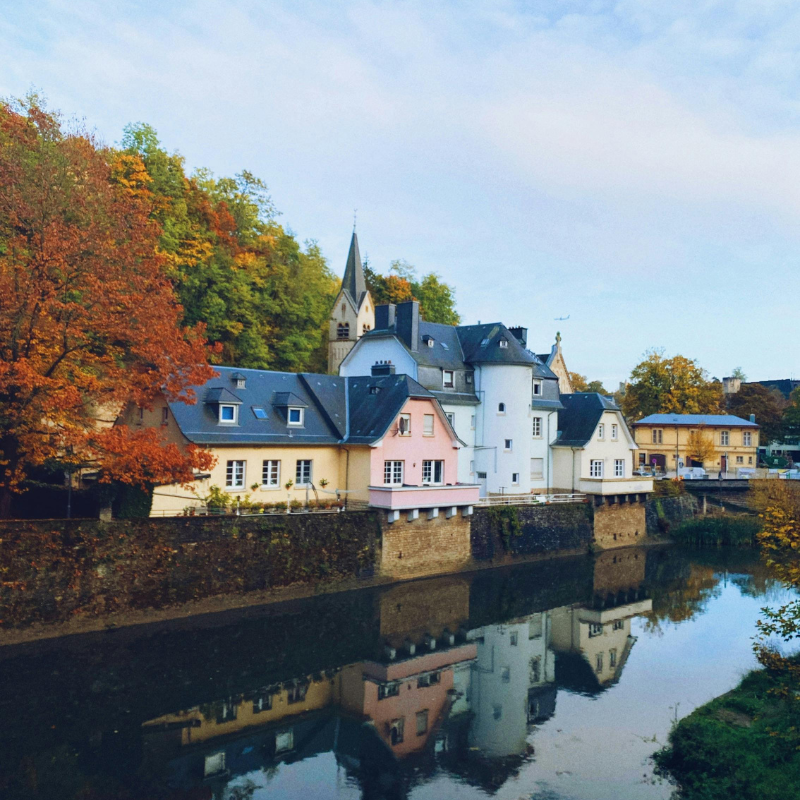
top-left (262, 459), bottom-right (281, 488)
top-left (287, 407), bottom-right (304, 426)
top-left (398, 413), bottom-right (411, 436)
top-left (530, 458), bottom-right (544, 479)
top-left (532, 380), bottom-right (542, 396)
top-left (590, 459), bottom-right (604, 478)
top-left (384, 460), bottom-right (404, 486)
top-left (611, 423), bottom-right (618, 441)
top-left (226, 460), bottom-right (246, 489)
top-left (598, 423), bottom-right (605, 440)
top-left (295, 459), bottom-right (313, 486)
top-left (743, 431), bottom-right (752, 446)
top-left (614, 459), bottom-right (625, 478)
top-left (512, 472), bottom-right (520, 485)
top-left (445, 412), bottom-right (455, 428)
top-left (504, 439), bottom-right (512, 451)
top-left (532, 417), bottom-right (542, 438)
top-left (423, 414), bottom-right (435, 437)
top-left (720, 430), bottom-right (730, 446)
top-left (499, 339), bottom-right (508, 349)
top-left (470, 414), bottom-right (476, 429)
top-left (422, 460), bottom-right (444, 485)
top-left (442, 370), bottom-right (454, 388)
top-left (219, 404), bottom-right (238, 424)
top-left (652, 429), bottom-right (663, 444)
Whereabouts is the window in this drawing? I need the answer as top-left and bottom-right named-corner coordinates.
top-left (469, 460), bottom-right (475, 473)
top-left (720, 430), bottom-right (730, 446)
top-left (493, 704), bottom-right (502, 720)
top-left (423, 414), bottom-right (435, 436)
top-left (416, 709), bottom-right (429, 736)
top-left (743, 431), bottom-right (752, 446)
top-left (501, 666), bottom-right (511, 683)
top-left (219, 404), bottom-right (237, 423)
top-left (532, 380), bottom-right (542, 396)
top-left (384, 460), bottom-right (404, 486)
top-left (418, 672), bottom-right (440, 687)
top-left (446, 412), bottom-right (455, 428)
top-left (441, 342), bottom-right (449, 350)
top-left (426, 337), bottom-right (434, 348)
top-left (598, 423), bottom-right (605, 439)
top-left (736, 455), bottom-right (743, 464)
top-left (235, 377), bottom-right (246, 389)
top-left (216, 700), bottom-right (237, 723)
top-left (262, 460), bottom-right (280, 487)
top-left (389, 718), bottom-right (404, 745)
top-left (510, 631), bottom-right (518, 646)
top-left (252, 406), bottom-right (268, 420)
top-left (613, 620), bottom-right (624, 630)
top-left (532, 417), bottom-right (542, 437)
top-left (137, 407), bottom-right (144, 424)
top-left (531, 458), bottom-right (544, 479)
top-left (422, 460), bottom-right (444, 484)
top-left (378, 683), bottom-right (400, 700)
top-left (498, 402), bottom-right (506, 414)
top-left (466, 372), bottom-right (473, 385)
top-left (295, 460), bottom-right (312, 486)
top-left (477, 471), bottom-right (487, 479)
top-left (748, 456), bottom-right (753, 464)
top-left (341, 303), bottom-right (346, 315)
top-left (204, 752), bottom-right (226, 778)
top-left (652, 429), bottom-right (663, 444)
top-left (161, 407), bottom-right (169, 425)
top-left (504, 439), bottom-right (512, 451)
top-left (443, 370), bottom-right (454, 388)
top-left (595, 653), bottom-right (603, 673)
top-left (288, 407), bottom-right (304, 426)
top-left (337, 322), bottom-right (350, 339)
top-left (253, 693), bottom-right (273, 713)
top-left (287, 683), bottom-right (308, 704)
top-left (589, 622), bottom-right (603, 637)
top-left (226, 460), bottom-right (245, 489)
top-left (612, 423), bottom-right (619, 440)
top-left (512, 473), bottom-right (520, 485)
top-left (275, 730), bottom-right (294, 753)
top-left (609, 649), bottom-right (617, 668)
top-left (470, 414), bottom-right (476, 429)
top-left (614, 459), bottom-right (625, 478)
top-left (499, 339), bottom-right (508, 349)
top-left (530, 656), bottom-right (541, 683)
top-left (398, 413), bottom-right (411, 435)
top-left (590, 460), bottom-right (604, 478)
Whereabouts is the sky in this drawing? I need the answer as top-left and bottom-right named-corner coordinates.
top-left (2, 0), bottom-right (799, 387)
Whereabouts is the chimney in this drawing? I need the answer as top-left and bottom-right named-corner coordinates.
top-left (375, 303), bottom-right (396, 331)
top-left (508, 326), bottom-right (527, 348)
top-left (750, 413), bottom-right (756, 423)
top-left (395, 301), bottom-right (420, 352)
top-left (371, 361), bottom-right (396, 376)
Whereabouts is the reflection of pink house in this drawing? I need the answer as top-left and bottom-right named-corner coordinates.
top-left (338, 642), bottom-right (477, 757)
top-left (345, 367), bottom-right (479, 520)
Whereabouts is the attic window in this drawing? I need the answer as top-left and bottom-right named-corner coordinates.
top-left (219, 404), bottom-right (237, 424)
top-left (233, 375), bottom-right (246, 389)
top-left (288, 408), bottom-right (304, 426)
top-left (370, 385), bottom-right (381, 395)
top-left (499, 339), bottom-right (509, 349)
top-left (424, 336), bottom-right (434, 348)
top-left (466, 373), bottom-right (473, 385)
top-left (480, 338), bottom-right (490, 347)
top-left (252, 407), bottom-right (268, 420)
top-left (441, 342), bottom-right (449, 350)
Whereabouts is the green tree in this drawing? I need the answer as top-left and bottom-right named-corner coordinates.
top-left (731, 366), bottom-right (747, 381)
top-left (620, 349), bottom-right (723, 421)
top-left (727, 384), bottom-right (786, 443)
top-left (569, 372), bottom-right (607, 394)
top-left (783, 387), bottom-right (800, 443)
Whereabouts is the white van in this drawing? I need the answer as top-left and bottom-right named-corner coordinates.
top-left (679, 467), bottom-right (708, 480)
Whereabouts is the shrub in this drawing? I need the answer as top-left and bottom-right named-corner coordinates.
top-left (671, 515), bottom-right (761, 547)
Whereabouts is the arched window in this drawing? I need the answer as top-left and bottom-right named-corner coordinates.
top-left (341, 303), bottom-right (346, 315)
top-left (362, 324), bottom-right (371, 334)
top-left (337, 323), bottom-right (350, 339)
top-left (498, 402), bottom-right (506, 413)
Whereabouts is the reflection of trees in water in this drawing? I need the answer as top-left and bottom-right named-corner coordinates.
top-left (642, 563), bottom-right (722, 634)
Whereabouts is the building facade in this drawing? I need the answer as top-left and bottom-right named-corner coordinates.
top-left (631, 413), bottom-right (759, 475)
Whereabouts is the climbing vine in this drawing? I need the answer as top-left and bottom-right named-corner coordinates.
top-left (488, 506), bottom-right (522, 550)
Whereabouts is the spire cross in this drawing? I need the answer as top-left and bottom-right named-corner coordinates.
top-left (353, 208), bottom-right (357, 232)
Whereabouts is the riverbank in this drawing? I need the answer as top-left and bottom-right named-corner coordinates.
top-left (655, 666), bottom-right (800, 799)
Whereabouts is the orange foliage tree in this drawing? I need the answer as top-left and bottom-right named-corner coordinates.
top-left (0, 98), bottom-right (216, 516)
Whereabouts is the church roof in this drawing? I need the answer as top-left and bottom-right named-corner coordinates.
top-left (341, 231), bottom-right (368, 308)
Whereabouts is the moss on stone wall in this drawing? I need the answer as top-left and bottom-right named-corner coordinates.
top-left (0, 513), bottom-right (380, 629)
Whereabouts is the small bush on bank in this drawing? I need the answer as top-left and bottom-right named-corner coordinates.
top-left (654, 479), bottom-right (686, 498)
top-left (670, 515), bottom-right (761, 546)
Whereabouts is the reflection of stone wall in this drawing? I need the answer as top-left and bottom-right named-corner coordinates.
top-left (593, 501), bottom-right (646, 548)
top-left (380, 512), bottom-right (472, 579)
top-left (592, 548), bottom-right (646, 594)
top-left (378, 577), bottom-right (470, 646)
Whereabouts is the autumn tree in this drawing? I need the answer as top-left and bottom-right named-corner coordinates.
top-left (783, 387), bottom-right (800, 444)
top-left (686, 427), bottom-right (715, 465)
top-left (0, 98), bottom-right (216, 516)
top-left (569, 372), bottom-right (608, 394)
top-left (620, 349), bottom-right (723, 421)
top-left (727, 383), bottom-right (786, 443)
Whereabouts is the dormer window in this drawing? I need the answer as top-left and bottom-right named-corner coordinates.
top-left (232, 373), bottom-right (246, 389)
top-left (219, 404), bottom-right (238, 424)
top-left (423, 335), bottom-right (434, 348)
top-left (532, 380), bottom-right (542, 396)
top-left (288, 408), bottom-right (304, 426)
top-left (443, 370), bottom-right (454, 388)
top-left (499, 339), bottom-right (508, 349)
top-left (369, 385), bottom-right (381, 395)
top-left (466, 373), bottom-right (473, 385)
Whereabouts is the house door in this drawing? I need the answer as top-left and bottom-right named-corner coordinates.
top-left (477, 472), bottom-right (487, 498)
top-left (720, 455), bottom-right (727, 473)
top-left (650, 454), bottom-right (666, 470)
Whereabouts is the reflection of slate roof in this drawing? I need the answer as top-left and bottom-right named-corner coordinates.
top-left (555, 393), bottom-right (620, 447)
top-left (167, 366), bottom-right (446, 446)
top-left (633, 413), bottom-right (758, 427)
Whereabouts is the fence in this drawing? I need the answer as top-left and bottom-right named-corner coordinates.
top-left (477, 493), bottom-right (587, 507)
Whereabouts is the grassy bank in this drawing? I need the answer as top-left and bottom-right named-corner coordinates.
top-left (670, 515), bottom-right (761, 546)
top-left (654, 667), bottom-right (800, 799)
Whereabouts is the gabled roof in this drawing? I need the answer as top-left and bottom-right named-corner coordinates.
top-left (204, 387), bottom-right (242, 405)
top-left (555, 393), bottom-right (621, 447)
top-left (633, 413), bottom-right (758, 427)
top-left (340, 231), bottom-right (368, 309)
top-left (166, 366), bottom-right (448, 447)
top-left (456, 323), bottom-right (539, 366)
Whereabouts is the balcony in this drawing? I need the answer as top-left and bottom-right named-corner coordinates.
top-left (369, 483), bottom-right (481, 514)
top-left (578, 476), bottom-right (654, 496)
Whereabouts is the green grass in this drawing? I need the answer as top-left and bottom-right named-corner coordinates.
top-left (670, 515), bottom-right (761, 547)
top-left (654, 668), bottom-right (800, 800)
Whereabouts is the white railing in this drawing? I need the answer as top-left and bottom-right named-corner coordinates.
top-left (477, 493), bottom-right (587, 506)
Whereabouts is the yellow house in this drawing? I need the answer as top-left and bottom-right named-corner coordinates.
top-left (631, 414), bottom-right (759, 475)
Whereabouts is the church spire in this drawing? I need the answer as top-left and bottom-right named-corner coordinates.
top-left (341, 231), bottom-right (367, 308)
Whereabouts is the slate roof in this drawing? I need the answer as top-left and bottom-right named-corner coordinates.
top-left (746, 379), bottom-right (800, 400)
top-left (456, 323), bottom-right (539, 366)
top-left (633, 413), bottom-right (758, 428)
top-left (341, 231), bottom-right (368, 308)
top-left (167, 366), bottom-right (448, 446)
top-left (554, 393), bottom-right (621, 447)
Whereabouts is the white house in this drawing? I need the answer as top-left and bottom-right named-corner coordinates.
top-left (339, 301), bottom-right (562, 495)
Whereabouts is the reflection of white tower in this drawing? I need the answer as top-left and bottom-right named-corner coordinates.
top-left (466, 613), bottom-right (556, 758)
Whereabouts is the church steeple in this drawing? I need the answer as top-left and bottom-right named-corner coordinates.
top-left (341, 231), bottom-right (367, 308)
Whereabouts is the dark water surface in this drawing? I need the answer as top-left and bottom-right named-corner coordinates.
top-left (0, 546), bottom-right (794, 800)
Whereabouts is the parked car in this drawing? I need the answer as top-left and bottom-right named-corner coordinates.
top-left (679, 467), bottom-right (708, 480)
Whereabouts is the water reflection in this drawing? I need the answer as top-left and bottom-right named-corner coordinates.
top-left (0, 546), bottom-right (790, 800)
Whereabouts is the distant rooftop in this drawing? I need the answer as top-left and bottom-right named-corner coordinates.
top-left (633, 414), bottom-right (758, 427)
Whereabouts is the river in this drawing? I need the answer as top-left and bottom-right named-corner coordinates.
top-left (0, 545), bottom-right (794, 800)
